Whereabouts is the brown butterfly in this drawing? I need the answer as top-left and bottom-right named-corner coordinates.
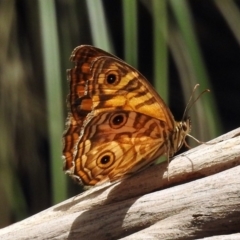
top-left (62, 45), bottom-right (191, 186)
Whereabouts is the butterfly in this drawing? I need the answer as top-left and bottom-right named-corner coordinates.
top-left (62, 45), bottom-right (191, 186)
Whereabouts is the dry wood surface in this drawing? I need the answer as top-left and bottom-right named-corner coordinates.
top-left (0, 127), bottom-right (239, 239)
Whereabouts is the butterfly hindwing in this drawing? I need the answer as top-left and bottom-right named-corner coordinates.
top-left (74, 111), bottom-right (168, 185)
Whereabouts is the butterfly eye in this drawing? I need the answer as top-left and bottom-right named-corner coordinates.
top-left (105, 70), bottom-right (120, 85)
top-left (97, 152), bottom-right (115, 169)
top-left (110, 112), bottom-right (128, 129)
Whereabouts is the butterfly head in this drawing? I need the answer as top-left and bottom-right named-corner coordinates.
top-left (174, 84), bottom-right (209, 153)
top-left (171, 116), bottom-right (191, 156)
top-left (182, 116), bottom-right (191, 136)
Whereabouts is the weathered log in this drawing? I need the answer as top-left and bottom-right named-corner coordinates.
top-left (0, 128), bottom-right (239, 240)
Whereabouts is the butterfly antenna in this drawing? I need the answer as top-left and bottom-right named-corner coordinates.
top-left (182, 84), bottom-right (213, 146)
top-left (181, 84), bottom-right (210, 121)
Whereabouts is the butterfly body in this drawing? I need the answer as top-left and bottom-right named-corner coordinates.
top-left (62, 45), bottom-right (191, 186)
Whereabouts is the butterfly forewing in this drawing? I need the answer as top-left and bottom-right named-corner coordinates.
top-left (89, 57), bottom-right (175, 125)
